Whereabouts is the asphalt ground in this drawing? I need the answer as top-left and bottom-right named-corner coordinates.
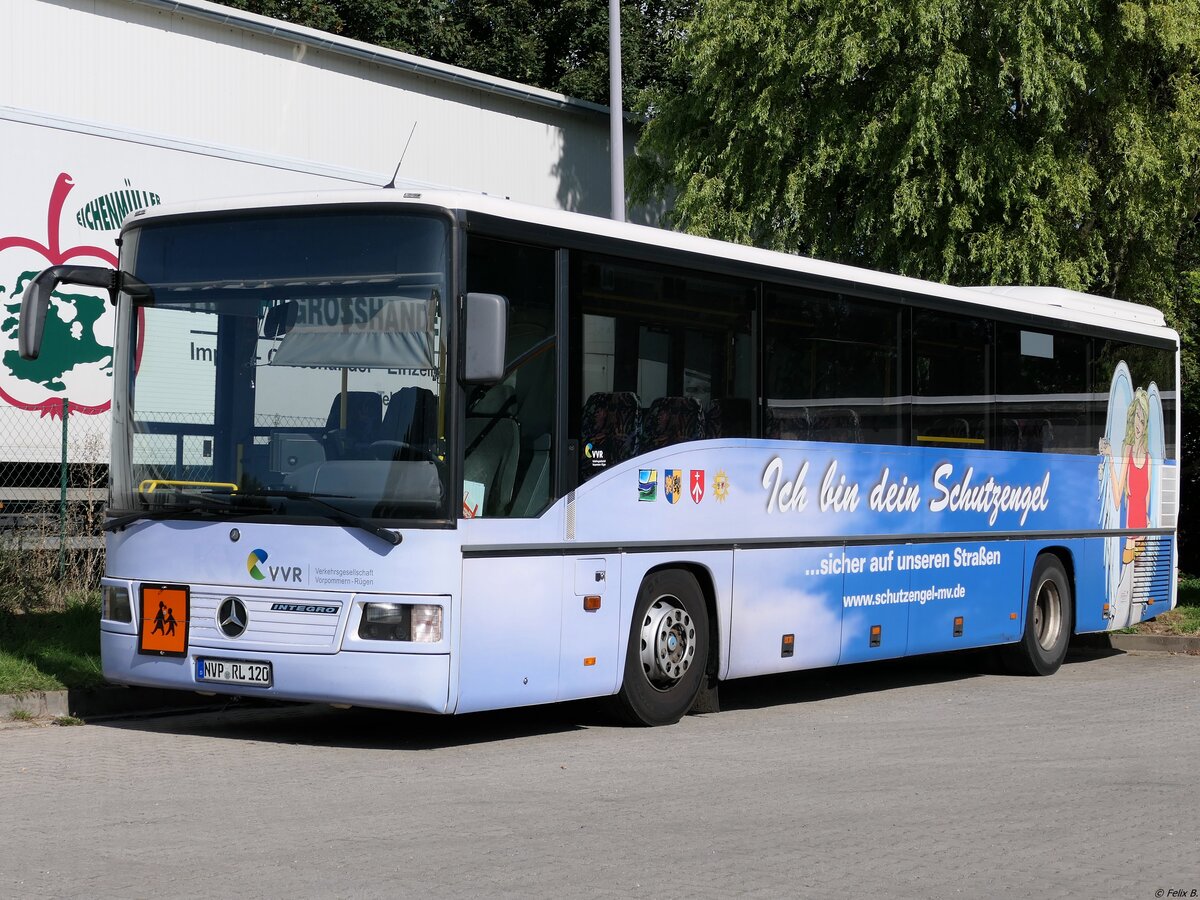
top-left (4, 630), bottom-right (1194, 723)
top-left (2, 648), bottom-right (1198, 899)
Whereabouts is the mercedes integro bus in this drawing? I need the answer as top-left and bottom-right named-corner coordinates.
top-left (19, 189), bottom-right (1179, 726)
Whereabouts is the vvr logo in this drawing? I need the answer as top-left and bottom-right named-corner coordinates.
top-left (246, 549), bottom-right (303, 583)
top-left (269, 564), bottom-right (303, 583)
top-left (247, 549), bottom-right (268, 581)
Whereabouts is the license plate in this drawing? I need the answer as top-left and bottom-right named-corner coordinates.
top-left (195, 657), bottom-right (272, 687)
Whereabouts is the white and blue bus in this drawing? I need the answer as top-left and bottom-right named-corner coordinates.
top-left (19, 189), bottom-right (1180, 725)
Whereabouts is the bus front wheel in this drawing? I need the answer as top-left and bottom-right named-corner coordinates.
top-left (613, 569), bottom-right (710, 726)
top-left (1004, 554), bottom-right (1073, 676)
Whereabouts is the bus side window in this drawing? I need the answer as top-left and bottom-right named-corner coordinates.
top-left (764, 288), bottom-right (905, 445)
top-left (1091, 338), bottom-right (1177, 459)
top-left (643, 396), bottom-right (705, 451)
top-left (996, 325), bottom-right (1089, 454)
top-left (465, 237), bottom-right (557, 517)
top-left (579, 390), bottom-right (643, 481)
top-left (911, 310), bottom-right (991, 450)
top-left (572, 254), bottom-right (754, 480)
top-left (705, 396), bottom-right (752, 438)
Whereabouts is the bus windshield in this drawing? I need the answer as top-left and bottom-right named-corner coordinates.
top-left (111, 209), bottom-right (452, 525)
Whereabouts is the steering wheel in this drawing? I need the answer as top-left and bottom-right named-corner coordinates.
top-left (368, 440), bottom-right (435, 462)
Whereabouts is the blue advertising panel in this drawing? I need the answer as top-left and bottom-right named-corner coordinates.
top-left (579, 442), bottom-right (1124, 542)
top-left (728, 547), bottom-right (842, 679)
top-left (839, 547), bottom-right (910, 664)
top-left (904, 541), bottom-right (1024, 655)
top-left (574, 364), bottom-right (1173, 640)
top-left (728, 540), bottom-right (1034, 674)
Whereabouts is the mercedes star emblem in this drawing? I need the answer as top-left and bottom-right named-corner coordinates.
top-left (217, 597), bottom-right (249, 638)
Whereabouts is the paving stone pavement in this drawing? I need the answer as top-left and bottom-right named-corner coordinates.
top-left (1, 650), bottom-right (1198, 899)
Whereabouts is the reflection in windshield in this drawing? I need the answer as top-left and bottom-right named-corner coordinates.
top-left (111, 211), bottom-right (452, 524)
top-left (268, 295), bottom-right (437, 369)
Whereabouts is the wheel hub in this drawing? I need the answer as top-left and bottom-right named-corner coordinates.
top-left (1034, 579), bottom-right (1062, 651)
top-left (639, 597), bottom-right (696, 689)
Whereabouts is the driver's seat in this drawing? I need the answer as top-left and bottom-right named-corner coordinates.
top-left (381, 387), bottom-right (438, 453)
top-left (322, 392), bottom-right (382, 460)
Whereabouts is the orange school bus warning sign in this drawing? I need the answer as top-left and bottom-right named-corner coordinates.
top-left (138, 585), bottom-right (189, 657)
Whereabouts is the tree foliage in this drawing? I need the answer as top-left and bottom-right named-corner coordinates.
top-left (218, 0), bottom-right (692, 106)
top-left (632, 1), bottom-right (1199, 319)
top-left (218, 0), bottom-right (458, 57)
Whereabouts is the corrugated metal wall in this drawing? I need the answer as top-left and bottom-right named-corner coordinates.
top-left (4, 0), bottom-right (631, 217)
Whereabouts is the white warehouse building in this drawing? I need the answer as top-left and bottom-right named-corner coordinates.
top-left (0, 0), bottom-right (636, 475)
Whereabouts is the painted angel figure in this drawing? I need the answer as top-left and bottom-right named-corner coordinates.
top-left (1098, 362), bottom-right (1164, 628)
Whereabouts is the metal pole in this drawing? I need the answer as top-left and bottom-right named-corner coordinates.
top-left (609, 0), bottom-right (625, 222)
top-left (59, 398), bottom-right (68, 578)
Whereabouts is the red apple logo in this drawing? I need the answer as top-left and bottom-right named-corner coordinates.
top-left (0, 173), bottom-right (120, 417)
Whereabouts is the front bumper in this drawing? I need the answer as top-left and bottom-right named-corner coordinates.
top-left (101, 629), bottom-right (452, 713)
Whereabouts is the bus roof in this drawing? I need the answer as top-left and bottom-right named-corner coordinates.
top-left (126, 187), bottom-right (1176, 343)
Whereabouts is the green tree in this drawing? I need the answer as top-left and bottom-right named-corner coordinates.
top-left (218, 0), bottom-right (463, 58)
top-left (632, 0), bottom-right (1198, 312)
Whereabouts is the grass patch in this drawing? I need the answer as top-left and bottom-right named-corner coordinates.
top-left (9, 708), bottom-right (34, 721)
top-left (0, 596), bottom-right (103, 693)
top-left (1178, 575), bottom-right (1200, 608)
top-left (54, 715), bottom-right (84, 727)
top-left (1127, 574), bottom-right (1200, 636)
top-left (0, 460), bottom-right (106, 695)
top-left (1131, 604), bottom-right (1200, 635)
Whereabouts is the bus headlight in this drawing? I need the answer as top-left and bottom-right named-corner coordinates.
top-left (410, 604), bottom-right (443, 643)
top-left (359, 602), bottom-right (442, 643)
top-left (102, 585), bottom-right (132, 623)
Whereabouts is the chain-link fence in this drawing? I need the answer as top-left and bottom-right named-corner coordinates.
top-left (131, 410), bottom-right (327, 486)
top-left (0, 400), bottom-right (109, 608)
top-left (0, 400), bottom-right (108, 530)
top-left (133, 409), bottom-right (229, 487)
top-left (1, 406), bottom-right (329, 529)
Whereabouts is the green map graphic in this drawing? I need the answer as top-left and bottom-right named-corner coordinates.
top-left (1, 270), bottom-right (113, 392)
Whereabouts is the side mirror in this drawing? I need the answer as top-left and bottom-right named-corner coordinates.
top-left (19, 265), bottom-right (115, 360)
top-left (461, 292), bottom-right (508, 384)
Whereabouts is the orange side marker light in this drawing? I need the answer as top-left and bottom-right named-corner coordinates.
top-left (781, 633), bottom-right (794, 658)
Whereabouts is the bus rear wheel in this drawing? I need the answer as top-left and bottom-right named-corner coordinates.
top-left (613, 569), bottom-right (710, 727)
top-left (1004, 554), bottom-right (1073, 676)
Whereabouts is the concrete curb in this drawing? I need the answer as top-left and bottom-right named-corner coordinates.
top-left (0, 690), bottom-right (69, 719)
top-left (2, 685), bottom-right (234, 723)
top-left (1073, 632), bottom-right (1200, 654)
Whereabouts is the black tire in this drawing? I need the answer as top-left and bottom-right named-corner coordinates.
top-left (612, 569), bottom-right (710, 727)
top-left (1003, 554), bottom-right (1073, 676)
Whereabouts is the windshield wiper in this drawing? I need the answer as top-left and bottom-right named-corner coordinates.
top-left (105, 488), bottom-right (403, 547)
top-left (104, 491), bottom-right (242, 532)
top-left (233, 488), bottom-right (402, 547)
